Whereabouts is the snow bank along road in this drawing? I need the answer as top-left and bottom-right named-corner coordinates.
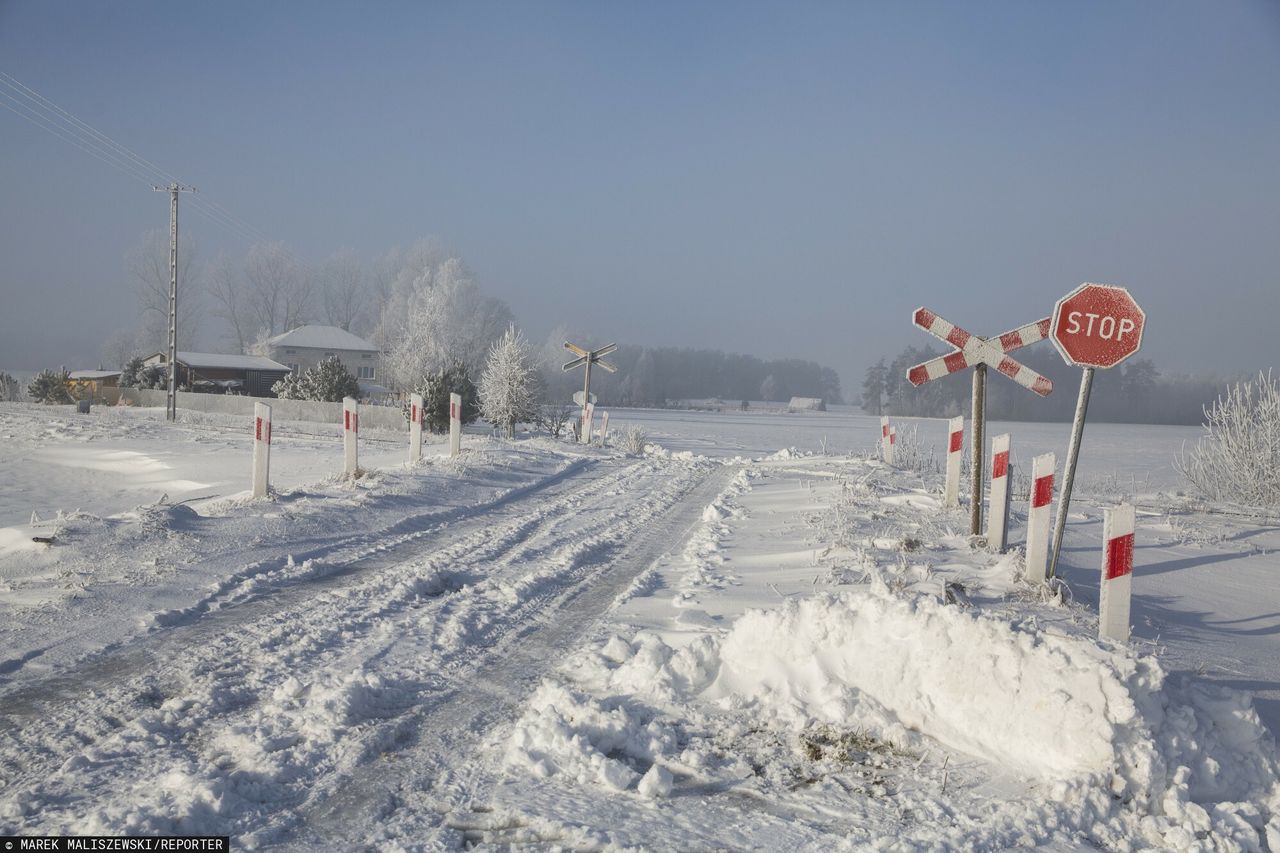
top-left (0, 426), bottom-right (733, 845)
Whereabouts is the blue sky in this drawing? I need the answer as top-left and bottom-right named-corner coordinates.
top-left (2, 1), bottom-right (1278, 391)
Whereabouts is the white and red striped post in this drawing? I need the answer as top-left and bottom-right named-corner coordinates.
top-left (880, 416), bottom-right (892, 465)
top-left (449, 392), bottom-right (462, 457)
top-left (1024, 452), bottom-right (1055, 583)
top-left (409, 392), bottom-right (424, 464)
top-left (600, 411), bottom-right (610, 446)
top-left (889, 426), bottom-right (896, 465)
top-left (252, 402), bottom-right (272, 499)
top-left (944, 415), bottom-right (963, 508)
top-left (987, 433), bottom-right (1011, 551)
top-left (343, 396), bottom-right (359, 475)
top-left (1100, 503), bottom-right (1135, 642)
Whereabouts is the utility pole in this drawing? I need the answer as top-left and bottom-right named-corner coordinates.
top-left (152, 182), bottom-right (195, 422)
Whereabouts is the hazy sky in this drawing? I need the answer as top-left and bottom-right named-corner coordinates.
top-left (2, 1), bottom-right (1278, 393)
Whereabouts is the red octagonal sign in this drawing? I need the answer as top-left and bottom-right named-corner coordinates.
top-left (1051, 283), bottom-right (1145, 369)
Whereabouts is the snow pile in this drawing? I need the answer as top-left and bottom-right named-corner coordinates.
top-left (505, 587), bottom-right (1280, 847)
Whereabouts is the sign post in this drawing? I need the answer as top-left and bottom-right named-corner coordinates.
top-left (600, 411), bottom-right (610, 446)
top-left (988, 433), bottom-right (1011, 552)
top-left (583, 402), bottom-right (595, 444)
top-left (944, 416), bottom-right (963, 508)
top-left (409, 392), bottom-right (424, 464)
top-left (563, 341), bottom-right (617, 446)
top-left (343, 397), bottom-right (359, 476)
top-left (1047, 284), bottom-right (1145, 578)
top-left (880, 416), bottom-right (892, 464)
top-left (906, 309), bottom-right (1054, 534)
top-left (449, 392), bottom-right (462, 458)
top-left (252, 402), bottom-right (272, 499)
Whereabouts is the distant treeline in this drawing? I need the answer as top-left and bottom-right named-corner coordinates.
top-left (540, 345), bottom-right (843, 408)
top-left (861, 345), bottom-right (1232, 425)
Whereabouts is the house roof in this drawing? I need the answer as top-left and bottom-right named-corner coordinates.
top-left (69, 369), bottom-right (121, 380)
top-left (147, 352), bottom-right (291, 372)
top-left (267, 325), bottom-right (378, 352)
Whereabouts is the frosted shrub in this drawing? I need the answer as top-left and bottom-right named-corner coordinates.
top-left (622, 425), bottom-right (648, 455)
top-left (892, 425), bottom-right (937, 475)
top-left (1175, 371), bottom-right (1280, 508)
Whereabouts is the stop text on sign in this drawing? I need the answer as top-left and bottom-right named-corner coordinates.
top-left (1060, 312), bottom-right (1137, 342)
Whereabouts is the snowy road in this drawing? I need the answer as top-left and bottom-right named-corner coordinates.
top-left (0, 448), bottom-right (730, 845)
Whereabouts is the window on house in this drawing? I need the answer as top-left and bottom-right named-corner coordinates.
top-left (358, 366), bottom-right (375, 380)
top-left (361, 353), bottom-right (373, 359)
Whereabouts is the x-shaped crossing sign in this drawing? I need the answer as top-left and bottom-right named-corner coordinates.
top-left (906, 308), bottom-right (1054, 397)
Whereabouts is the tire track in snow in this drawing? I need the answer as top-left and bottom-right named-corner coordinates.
top-left (291, 462), bottom-right (739, 848)
top-left (0, 457), bottom-right (730, 844)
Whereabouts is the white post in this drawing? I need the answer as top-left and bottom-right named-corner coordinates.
top-left (1024, 452), bottom-right (1055, 583)
top-left (583, 402), bottom-right (595, 445)
top-left (600, 411), bottom-right (610, 446)
top-left (987, 433), bottom-right (1011, 552)
top-left (886, 425), bottom-right (896, 466)
top-left (880, 416), bottom-right (891, 462)
top-left (944, 415), bottom-right (963, 508)
top-left (252, 402), bottom-right (271, 499)
top-left (409, 392), bottom-right (424, 464)
top-left (343, 396), bottom-right (359, 475)
top-left (1100, 503), bottom-right (1135, 642)
top-left (449, 392), bottom-right (462, 457)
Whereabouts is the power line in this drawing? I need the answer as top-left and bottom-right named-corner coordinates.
top-left (0, 72), bottom-right (276, 248)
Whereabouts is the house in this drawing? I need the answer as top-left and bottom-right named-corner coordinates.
top-left (144, 352), bottom-right (292, 397)
top-left (788, 397), bottom-right (827, 412)
top-left (266, 326), bottom-right (380, 385)
top-left (68, 368), bottom-right (121, 396)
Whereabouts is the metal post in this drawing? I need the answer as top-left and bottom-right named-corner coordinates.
top-left (969, 363), bottom-right (986, 536)
top-left (166, 185), bottom-right (178, 422)
top-left (580, 360), bottom-right (593, 444)
top-left (1049, 367), bottom-right (1094, 579)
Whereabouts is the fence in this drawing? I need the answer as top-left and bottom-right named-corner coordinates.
top-left (117, 388), bottom-right (406, 430)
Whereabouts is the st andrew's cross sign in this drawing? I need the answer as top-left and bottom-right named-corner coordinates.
top-left (905, 308), bottom-right (1055, 535)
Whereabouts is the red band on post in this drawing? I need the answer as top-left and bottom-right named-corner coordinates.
top-left (1105, 533), bottom-right (1134, 580)
top-left (949, 431), bottom-right (962, 453)
top-left (992, 450), bottom-right (1009, 479)
top-left (1032, 474), bottom-right (1053, 508)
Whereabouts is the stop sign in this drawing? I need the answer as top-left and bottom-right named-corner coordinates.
top-left (1051, 283), bottom-right (1145, 369)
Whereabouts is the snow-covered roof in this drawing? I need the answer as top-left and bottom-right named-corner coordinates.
top-left (69, 369), bottom-right (121, 380)
top-left (267, 325), bottom-right (378, 352)
top-left (148, 352), bottom-right (291, 372)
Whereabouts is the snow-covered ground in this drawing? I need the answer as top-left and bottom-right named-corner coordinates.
top-left (1, 401), bottom-right (1277, 849)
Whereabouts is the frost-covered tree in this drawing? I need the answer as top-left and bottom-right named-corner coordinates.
top-left (127, 230), bottom-right (202, 355)
top-left (405, 362), bottom-right (479, 433)
top-left (375, 246), bottom-right (514, 391)
top-left (28, 369), bottom-right (73, 404)
top-left (120, 356), bottom-right (167, 390)
top-left (1176, 371), bottom-right (1280, 508)
top-left (479, 326), bottom-right (539, 438)
top-left (861, 359), bottom-right (887, 414)
top-left (0, 371), bottom-right (21, 402)
top-left (321, 249), bottom-right (368, 334)
top-left (271, 371), bottom-right (305, 400)
top-left (272, 356), bottom-right (359, 402)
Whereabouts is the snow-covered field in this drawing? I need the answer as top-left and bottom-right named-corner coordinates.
top-left (1, 401), bottom-right (1277, 849)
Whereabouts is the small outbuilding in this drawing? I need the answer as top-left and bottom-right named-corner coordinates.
top-left (788, 397), bottom-right (827, 412)
top-left (68, 369), bottom-right (122, 395)
top-left (144, 352), bottom-right (292, 397)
